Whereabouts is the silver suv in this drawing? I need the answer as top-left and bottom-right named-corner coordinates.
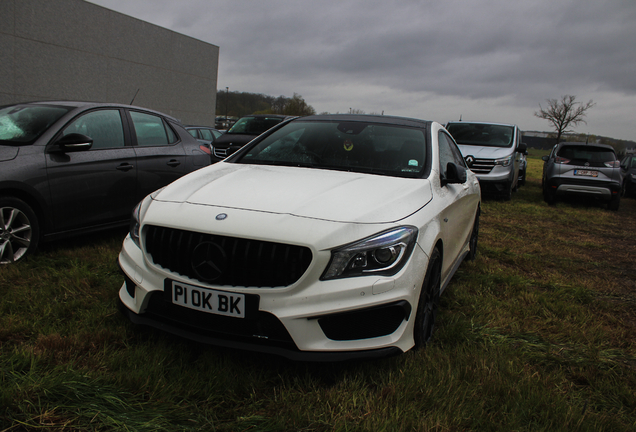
top-left (541, 142), bottom-right (622, 210)
top-left (446, 121), bottom-right (526, 200)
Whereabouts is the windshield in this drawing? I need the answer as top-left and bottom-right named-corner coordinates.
top-left (235, 120), bottom-right (428, 178)
top-left (227, 116), bottom-right (284, 135)
top-left (446, 123), bottom-right (514, 148)
top-left (0, 104), bottom-right (71, 145)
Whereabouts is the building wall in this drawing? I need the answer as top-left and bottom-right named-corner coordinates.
top-left (0, 0), bottom-right (218, 126)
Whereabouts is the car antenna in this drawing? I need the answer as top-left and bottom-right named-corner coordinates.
top-left (459, 114), bottom-right (462, 121)
top-left (130, 88), bottom-right (140, 105)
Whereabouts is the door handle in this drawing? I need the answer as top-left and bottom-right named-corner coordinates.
top-left (167, 159), bottom-right (181, 167)
top-left (116, 163), bottom-right (134, 172)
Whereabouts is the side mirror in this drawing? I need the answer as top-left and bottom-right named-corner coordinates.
top-left (542, 155), bottom-right (549, 162)
top-left (443, 162), bottom-right (467, 186)
top-left (517, 142), bottom-right (527, 153)
top-left (54, 133), bottom-right (93, 152)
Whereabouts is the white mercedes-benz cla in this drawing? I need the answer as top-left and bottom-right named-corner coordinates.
top-left (118, 115), bottom-right (481, 361)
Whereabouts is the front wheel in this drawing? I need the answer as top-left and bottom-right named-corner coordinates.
top-left (414, 248), bottom-right (441, 348)
top-left (466, 208), bottom-right (480, 261)
top-left (0, 197), bottom-right (40, 264)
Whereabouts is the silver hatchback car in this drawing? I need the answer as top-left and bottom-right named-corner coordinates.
top-left (541, 142), bottom-right (622, 210)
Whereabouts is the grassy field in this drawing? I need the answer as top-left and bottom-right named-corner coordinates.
top-left (2, 150), bottom-right (635, 431)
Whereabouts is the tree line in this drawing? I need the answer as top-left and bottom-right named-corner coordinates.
top-left (216, 91), bottom-right (316, 118)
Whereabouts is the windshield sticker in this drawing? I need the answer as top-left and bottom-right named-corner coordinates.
top-left (408, 159), bottom-right (419, 167)
top-left (343, 139), bottom-right (354, 151)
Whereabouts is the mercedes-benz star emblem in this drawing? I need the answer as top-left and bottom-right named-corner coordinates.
top-left (216, 213), bottom-right (228, 221)
top-left (191, 241), bottom-right (228, 282)
top-left (465, 155), bottom-right (475, 167)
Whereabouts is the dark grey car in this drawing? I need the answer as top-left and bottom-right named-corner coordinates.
top-left (541, 142), bottom-right (622, 210)
top-left (0, 101), bottom-right (211, 263)
top-left (210, 114), bottom-right (293, 162)
top-left (620, 154), bottom-right (636, 198)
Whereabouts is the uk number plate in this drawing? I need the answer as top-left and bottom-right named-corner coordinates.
top-left (574, 169), bottom-right (598, 177)
top-left (171, 281), bottom-right (245, 318)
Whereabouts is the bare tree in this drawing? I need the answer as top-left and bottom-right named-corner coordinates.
top-left (534, 95), bottom-right (595, 144)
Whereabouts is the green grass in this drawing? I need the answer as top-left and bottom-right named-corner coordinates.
top-left (2, 154), bottom-right (636, 431)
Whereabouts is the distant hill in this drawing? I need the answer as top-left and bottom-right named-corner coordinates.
top-left (522, 131), bottom-right (635, 156)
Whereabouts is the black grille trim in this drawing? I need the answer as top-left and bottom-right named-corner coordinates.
top-left (318, 301), bottom-right (412, 341)
top-left (144, 225), bottom-right (313, 288)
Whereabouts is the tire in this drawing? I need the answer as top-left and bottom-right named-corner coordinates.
top-left (466, 208), bottom-right (480, 261)
top-left (0, 197), bottom-right (40, 264)
top-left (543, 184), bottom-right (556, 205)
top-left (501, 182), bottom-right (512, 201)
top-left (519, 170), bottom-right (526, 186)
top-left (608, 194), bottom-right (620, 211)
top-left (414, 248), bottom-right (441, 348)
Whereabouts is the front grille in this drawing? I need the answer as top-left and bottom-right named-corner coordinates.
top-left (318, 301), bottom-right (411, 341)
top-left (144, 225), bottom-right (312, 288)
top-left (213, 147), bottom-right (228, 158)
top-left (144, 291), bottom-right (297, 349)
top-left (470, 158), bottom-right (495, 174)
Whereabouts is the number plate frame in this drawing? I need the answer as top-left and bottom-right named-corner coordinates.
top-left (163, 279), bottom-right (259, 319)
top-left (574, 169), bottom-right (598, 177)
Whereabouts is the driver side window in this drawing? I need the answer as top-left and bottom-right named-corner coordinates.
top-left (62, 109), bottom-right (125, 149)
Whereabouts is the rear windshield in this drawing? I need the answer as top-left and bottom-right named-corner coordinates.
top-left (0, 104), bottom-right (71, 145)
top-left (446, 123), bottom-right (514, 148)
top-left (227, 116), bottom-right (284, 135)
top-left (236, 120), bottom-right (429, 179)
top-left (557, 145), bottom-right (616, 163)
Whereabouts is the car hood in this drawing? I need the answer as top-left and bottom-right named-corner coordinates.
top-left (153, 163), bottom-right (432, 224)
top-left (457, 144), bottom-right (513, 159)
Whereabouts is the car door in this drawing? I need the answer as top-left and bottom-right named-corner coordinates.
top-left (127, 110), bottom-right (186, 198)
top-left (436, 130), bottom-right (476, 280)
top-left (45, 108), bottom-right (138, 233)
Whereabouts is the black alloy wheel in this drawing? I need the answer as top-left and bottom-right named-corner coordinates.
top-left (414, 248), bottom-right (441, 348)
top-left (0, 198), bottom-right (39, 264)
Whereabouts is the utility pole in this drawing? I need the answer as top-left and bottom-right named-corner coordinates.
top-left (225, 87), bottom-right (229, 128)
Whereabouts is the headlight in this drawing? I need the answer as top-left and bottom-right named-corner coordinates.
top-left (494, 156), bottom-right (512, 167)
top-left (321, 226), bottom-right (418, 280)
top-left (129, 188), bottom-right (164, 248)
top-left (130, 201), bottom-right (142, 248)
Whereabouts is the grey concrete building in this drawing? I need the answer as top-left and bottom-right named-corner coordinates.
top-left (0, 0), bottom-right (219, 126)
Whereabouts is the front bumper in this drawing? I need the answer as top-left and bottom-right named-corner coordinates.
top-left (117, 234), bottom-right (429, 361)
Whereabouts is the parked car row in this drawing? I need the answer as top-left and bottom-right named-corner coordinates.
top-left (5, 99), bottom-right (627, 362)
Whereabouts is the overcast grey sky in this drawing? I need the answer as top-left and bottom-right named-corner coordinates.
top-left (89, 0), bottom-right (636, 141)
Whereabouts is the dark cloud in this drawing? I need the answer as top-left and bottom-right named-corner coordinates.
top-left (90, 0), bottom-right (636, 140)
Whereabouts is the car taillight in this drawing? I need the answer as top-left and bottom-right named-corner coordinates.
top-left (199, 144), bottom-right (211, 155)
top-left (555, 157), bottom-right (570, 164)
top-left (604, 161), bottom-right (620, 168)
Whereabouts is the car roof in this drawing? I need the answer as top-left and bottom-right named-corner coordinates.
top-left (12, 100), bottom-right (181, 123)
top-left (446, 120), bottom-right (517, 128)
top-left (238, 114), bottom-right (290, 119)
top-left (297, 114), bottom-right (432, 128)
